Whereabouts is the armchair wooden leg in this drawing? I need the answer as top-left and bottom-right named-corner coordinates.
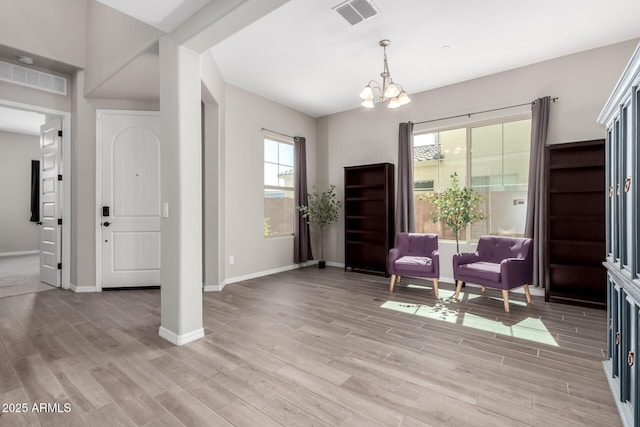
top-left (432, 279), bottom-right (439, 298)
top-left (389, 275), bottom-right (396, 292)
top-left (502, 290), bottom-right (510, 313)
top-left (397, 276), bottom-right (401, 283)
top-left (454, 280), bottom-right (464, 300)
top-left (481, 286), bottom-right (486, 293)
top-left (523, 284), bottom-right (532, 304)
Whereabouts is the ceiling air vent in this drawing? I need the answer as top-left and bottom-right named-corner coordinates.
top-left (334, 0), bottom-right (378, 26)
top-left (0, 60), bottom-right (67, 96)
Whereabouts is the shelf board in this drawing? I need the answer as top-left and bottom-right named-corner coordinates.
top-left (549, 188), bottom-right (603, 194)
top-left (345, 184), bottom-right (384, 189)
top-left (346, 240), bottom-right (384, 245)
top-left (346, 230), bottom-right (382, 235)
top-left (549, 239), bottom-right (604, 247)
top-left (549, 215), bottom-right (604, 221)
top-left (549, 162), bottom-right (604, 170)
top-left (550, 263), bottom-right (606, 271)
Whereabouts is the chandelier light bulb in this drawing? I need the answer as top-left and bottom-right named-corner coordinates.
top-left (384, 83), bottom-right (400, 99)
top-left (398, 91), bottom-right (411, 105)
top-left (388, 97), bottom-right (401, 109)
top-left (359, 86), bottom-right (373, 100)
top-left (361, 99), bottom-right (375, 108)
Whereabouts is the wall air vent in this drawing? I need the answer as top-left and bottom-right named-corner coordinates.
top-left (334, 0), bottom-right (378, 26)
top-left (0, 60), bottom-right (67, 96)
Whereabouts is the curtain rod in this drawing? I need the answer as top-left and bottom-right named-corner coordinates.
top-left (413, 97), bottom-right (558, 126)
top-left (261, 127), bottom-right (295, 139)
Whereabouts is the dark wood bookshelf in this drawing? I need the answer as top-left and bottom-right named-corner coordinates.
top-left (344, 163), bottom-right (394, 276)
top-left (545, 140), bottom-right (606, 304)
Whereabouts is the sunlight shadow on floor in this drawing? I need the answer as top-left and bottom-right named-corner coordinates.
top-left (381, 291), bottom-right (559, 347)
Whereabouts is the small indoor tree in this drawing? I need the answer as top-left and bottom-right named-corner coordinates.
top-left (424, 173), bottom-right (486, 253)
top-left (297, 185), bottom-right (342, 268)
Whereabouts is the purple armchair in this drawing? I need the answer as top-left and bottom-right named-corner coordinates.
top-left (388, 233), bottom-right (440, 297)
top-left (453, 236), bottom-right (533, 312)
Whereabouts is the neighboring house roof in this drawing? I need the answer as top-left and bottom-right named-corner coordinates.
top-left (279, 168), bottom-right (294, 176)
top-left (414, 144), bottom-right (442, 162)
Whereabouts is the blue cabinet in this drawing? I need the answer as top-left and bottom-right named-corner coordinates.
top-left (599, 42), bottom-right (640, 427)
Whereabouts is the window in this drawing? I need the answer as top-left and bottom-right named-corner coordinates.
top-left (264, 136), bottom-right (294, 237)
top-left (413, 117), bottom-right (531, 242)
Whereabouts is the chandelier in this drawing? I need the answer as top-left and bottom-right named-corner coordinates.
top-left (359, 39), bottom-right (411, 109)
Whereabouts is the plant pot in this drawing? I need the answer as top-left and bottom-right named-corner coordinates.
top-left (318, 261), bottom-right (326, 269)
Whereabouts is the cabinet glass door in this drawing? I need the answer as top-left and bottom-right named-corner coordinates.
top-left (613, 119), bottom-right (620, 265)
top-left (634, 88), bottom-right (640, 280)
top-left (622, 105), bottom-right (633, 272)
top-left (606, 129), bottom-right (613, 259)
top-left (621, 289), bottom-right (633, 402)
top-left (613, 282), bottom-right (621, 378)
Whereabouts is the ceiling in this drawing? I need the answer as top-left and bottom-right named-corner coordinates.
top-left (13, 0), bottom-right (640, 121)
top-left (95, 0), bottom-right (212, 33)
top-left (208, 0), bottom-right (640, 117)
top-left (0, 106), bottom-right (45, 136)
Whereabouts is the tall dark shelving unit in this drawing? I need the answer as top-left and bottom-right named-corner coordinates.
top-left (344, 163), bottom-right (394, 276)
top-left (545, 139), bottom-right (606, 304)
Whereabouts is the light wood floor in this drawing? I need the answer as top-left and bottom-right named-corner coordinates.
top-left (0, 266), bottom-right (619, 426)
top-left (0, 254), bottom-right (55, 299)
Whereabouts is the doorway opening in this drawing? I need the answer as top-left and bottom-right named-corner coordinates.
top-left (0, 100), bottom-right (71, 294)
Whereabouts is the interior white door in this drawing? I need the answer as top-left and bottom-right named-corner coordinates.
top-left (99, 111), bottom-right (161, 288)
top-left (39, 117), bottom-right (62, 287)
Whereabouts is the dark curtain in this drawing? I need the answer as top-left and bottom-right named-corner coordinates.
top-left (524, 96), bottom-right (550, 287)
top-left (294, 136), bottom-right (313, 263)
top-left (396, 122), bottom-right (415, 234)
top-left (30, 160), bottom-right (40, 223)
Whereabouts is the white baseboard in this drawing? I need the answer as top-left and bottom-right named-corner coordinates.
top-left (0, 250), bottom-right (39, 257)
top-left (70, 283), bottom-right (98, 293)
top-left (158, 326), bottom-right (204, 346)
top-left (203, 282), bottom-right (226, 292)
top-left (438, 277), bottom-right (545, 297)
top-left (225, 261), bottom-right (317, 286)
top-left (326, 261), bottom-right (345, 268)
top-left (440, 276), bottom-right (455, 285)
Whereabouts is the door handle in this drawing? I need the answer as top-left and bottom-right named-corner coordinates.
top-left (36, 222), bottom-right (42, 225)
top-left (102, 222), bottom-right (111, 227)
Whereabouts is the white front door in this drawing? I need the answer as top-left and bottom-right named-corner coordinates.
top-left (39, 118), bottom-right (62, 287)
top-left (98, 111), bottom-right (161, 288)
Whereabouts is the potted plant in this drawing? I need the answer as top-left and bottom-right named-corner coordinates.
top-left (423, 172), bottom-right (486, 253)
top-left (297, 185), bottom-right (342, 268)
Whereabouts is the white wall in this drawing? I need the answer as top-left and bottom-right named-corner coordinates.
top-left (0, 131), bottom-right (40, 253)
top-left (224, 84), bottom-right (317, 281)
top-left (0, 0), bottom-right (87, 68)
top-left (317, 39), bottom-right (639, 283)
top-left (84, 0), bottom-right (163, 96)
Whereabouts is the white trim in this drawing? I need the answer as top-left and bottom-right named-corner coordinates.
top-left (0, 99), bottom-right (71, 290)
top-left (203, 281), bottom-right (226, 292)
top-left (0, 250), bottom-right (39, 257)
top-left (69, 283), bottom-right (97, 293)
top-left (225, 261), bottom-right (317, 285)
top-left (439, 275), bottom-right (455, 285)
top-left (95, 109), bottom-right (160, 292)
top-left (158, 326), bottom-right (204, 346)
top-left (325, 261), bottom-right (345, 268)
top-left (441, 278), bottom-right (545, 297)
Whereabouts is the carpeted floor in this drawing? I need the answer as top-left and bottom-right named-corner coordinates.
top-left (0, 253), bottom-right (56, 298)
